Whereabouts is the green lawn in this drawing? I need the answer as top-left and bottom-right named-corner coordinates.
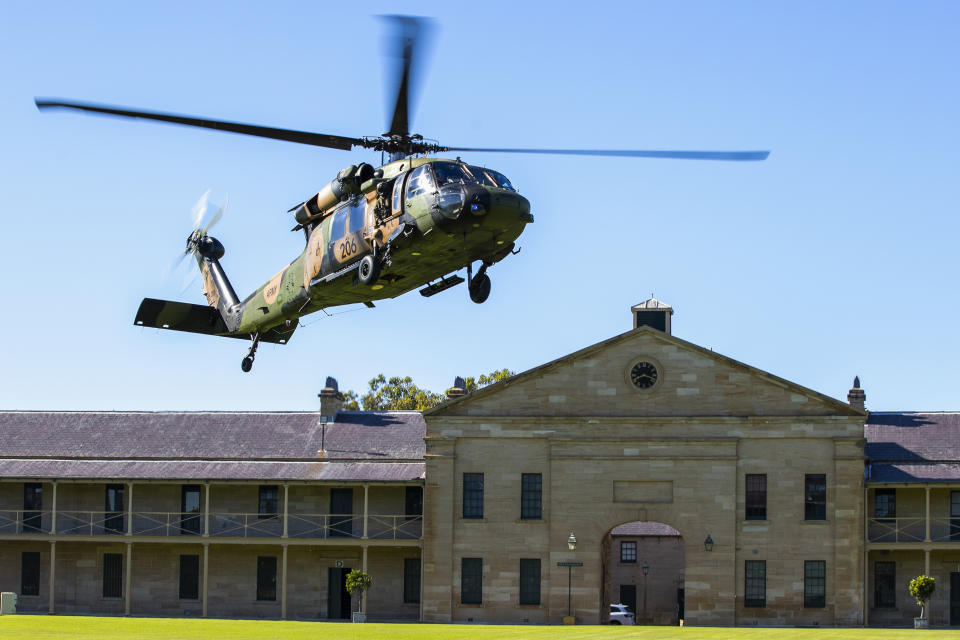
top-left (1, 617), bottom-right (959, 640)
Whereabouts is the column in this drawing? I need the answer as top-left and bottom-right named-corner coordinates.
top-left (362, 545), bottom-right (368, 614)
top-left (202, 543), bottom-right (209, 617)
top-left (49, 481), bottom-right (57, 534)
top-left (48, 541), bottom-right (56, 614)
top-left (124, 542), bottom-right (133, 615)
top-left (283, 484), bottom-right (289, 539)
top-left (126, 482), bottom-right (134, 536)
top-left (925, 487), bottom-right (931, 541)
top-left (924, 548), bottom-right (930, 576)
top-left (281, 545), bottom-right (288, 619)
top-left (363, 484), bottom-right (369, 539)
top-left (204, 484), bottom-right (211, 537)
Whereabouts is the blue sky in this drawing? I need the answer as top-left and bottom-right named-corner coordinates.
top-left (1, 1), bottom-right (958, 411)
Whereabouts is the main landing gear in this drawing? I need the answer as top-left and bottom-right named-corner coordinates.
top-left (359, 244), bottom-right (390, 287)
top-left (467, 261), bottom-right (492, 304)
top-left (241, 333), bottom-right (260, 373)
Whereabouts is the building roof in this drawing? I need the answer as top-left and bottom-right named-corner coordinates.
top-left (865, 412), bottom-right (960, 483)
top-left (0, 410), bottom-right (425, 482)
top-left (610, 522), bottom-right (681, 537)
top-left (631, 296), bottom-right (673, 312)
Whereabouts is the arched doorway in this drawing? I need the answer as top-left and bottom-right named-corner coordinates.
top-left (602, 522), bottom-right (685, 625)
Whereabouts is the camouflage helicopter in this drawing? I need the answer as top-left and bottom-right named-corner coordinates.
top-left (35, 17), bottom-right (768, 372)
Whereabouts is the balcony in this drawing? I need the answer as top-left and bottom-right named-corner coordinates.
top-left (0, 509), bottom-right (422, 540)
top-left (867, 517), bottom-right (960, 543)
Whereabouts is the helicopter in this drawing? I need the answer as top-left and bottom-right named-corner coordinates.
top-left (35, 16), bottom-right (769, 372)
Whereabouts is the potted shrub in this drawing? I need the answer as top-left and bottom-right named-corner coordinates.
top-left (908, 575), bottom-right (936, 628)
top-left (346, 568), bottom-right (372, 623)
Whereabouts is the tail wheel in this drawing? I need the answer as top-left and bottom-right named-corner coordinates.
top-left (358, 254), bottom-right (382, 286)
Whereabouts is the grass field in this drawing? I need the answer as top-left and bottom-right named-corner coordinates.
top-left (1, 617), bottom-right (960, 640)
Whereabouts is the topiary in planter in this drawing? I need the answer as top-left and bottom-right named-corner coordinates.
top-left (908, 575), bottom-right (936, 621)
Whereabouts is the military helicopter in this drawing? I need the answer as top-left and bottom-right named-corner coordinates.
top-left (35, 16), bottom-right (768, 372)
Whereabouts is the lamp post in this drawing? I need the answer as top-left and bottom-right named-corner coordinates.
top-left (641, 560), bottom-right (649, 624)
top-left (567, 532), bottom-right (577, 616)
top-left (557, 532), bottom-right (582, 624)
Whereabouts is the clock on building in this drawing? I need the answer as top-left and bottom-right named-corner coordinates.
top-left (628, 359), bottom-right (660, 390)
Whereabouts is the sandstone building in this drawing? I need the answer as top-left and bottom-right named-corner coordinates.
top-left (1, 300), bottom-right (958, 626)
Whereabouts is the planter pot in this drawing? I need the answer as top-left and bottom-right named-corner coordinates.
top-left (352, 613), bottom-right (367, 623)
top-left (914, 617), bottom-right (929, 629)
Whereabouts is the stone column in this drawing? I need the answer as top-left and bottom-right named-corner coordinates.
top-left (204, 484), bottom-right (211, 537)
top-left (363, 485), bottom-right (369, 539)
top-left (281, 545), bottom-right (288, 619)
top-left (124, 542), bottom-right (133, 615)
top-left (126, 482), bottom-right (134, 536)
top-left (49, 481), bottom-right (57, 535)
top-left (48, 541), bottom-right (56, 614)
top-left (202, 543), bottom-right (209, 617)
top-left (283, 484), bottom-right (289, 539)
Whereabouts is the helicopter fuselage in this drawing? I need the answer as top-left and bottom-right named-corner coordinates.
top-left (225, 156), bottom-right (532, 337)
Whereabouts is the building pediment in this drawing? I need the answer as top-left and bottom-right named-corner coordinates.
top-left (427, 327), bottom-right (861, 419)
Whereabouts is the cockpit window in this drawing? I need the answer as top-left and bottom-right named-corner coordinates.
top-left (405, 165), bottom-right (435, 199)
top-left (485, 169), bottom-right (515, 191)
top-left (431, 162), bottom-right (472, 186)
top-left (465, 166), bottom-right (497, 188)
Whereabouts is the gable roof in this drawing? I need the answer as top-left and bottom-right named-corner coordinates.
top-left (426, 326), bottom-right (863, 418)
top-left (865, 412), bottom-right (960, 461)
top-left (0, 410), bottom-right (425, 482)
top-left (865, 412), bottom-right (960, 484)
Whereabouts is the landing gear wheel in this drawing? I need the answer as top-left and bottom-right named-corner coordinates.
top-left (469, 272), bottom-right (491, 304)
top-left (241, 356), bottom-right (254, 373)
top-left (358, 254), bottom-right (382, 286)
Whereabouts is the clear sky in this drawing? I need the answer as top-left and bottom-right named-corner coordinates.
top-left (1, 1), bottom-right (958, 411)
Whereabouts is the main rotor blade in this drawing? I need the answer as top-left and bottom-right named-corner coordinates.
top-left (382, 16), bottom-right (433, 138)
top-left (440, 147), bottom-right (770, 161)
top-left (35, 99), bottom-right (363, 151)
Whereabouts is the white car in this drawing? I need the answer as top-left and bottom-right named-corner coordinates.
top-left (609, 603), bottom-right (636, 625)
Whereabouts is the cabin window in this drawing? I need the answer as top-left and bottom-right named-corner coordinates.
top-left (405, 165), bottom-right (434, 199)
top-left (392, 175), bottom-right (405, 214)
top-left (348, 198), bottom-right (365, 234)
top-left (330, 208), bottom-right (349, 243)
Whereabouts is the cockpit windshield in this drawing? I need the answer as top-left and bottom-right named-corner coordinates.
top-left (465, 165), bottom-right (515, 191)
top-left (430, 161), bottom-right (516, 191)
top-left (431, 162), bottom-right (473, 186)
top-left (485, 169), bottom-right (515, 191)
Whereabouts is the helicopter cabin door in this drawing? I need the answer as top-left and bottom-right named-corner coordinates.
top-left (328, 200), bottom-right (368, 269)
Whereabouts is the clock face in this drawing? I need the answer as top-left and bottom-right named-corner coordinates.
top-left (630, 361), bottom-right (659, 389)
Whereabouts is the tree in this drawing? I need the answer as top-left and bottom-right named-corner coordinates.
top-left (343, 370), bottom-right (514, 411)
top-left (462, 368), bottom-right (514, 392)
top-left (345, 568), bottom-right (372, 615)
top-left (908, 575), bottom-right (936, 620)
top-left (359, 374), bottom-right (443, 411)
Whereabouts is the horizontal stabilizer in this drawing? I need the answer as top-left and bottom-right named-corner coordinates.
top-left (134, 298), bottom-right (296, 344)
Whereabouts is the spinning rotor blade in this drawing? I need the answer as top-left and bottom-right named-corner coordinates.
top-left (35, 99), bottom-right (363, 151)
top-left (439, 147), bottom-right (770, 161)
top-left (382, 16), bottom-right (433, 138)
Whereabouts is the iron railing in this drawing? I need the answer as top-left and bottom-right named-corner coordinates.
top-left (0, 509), bottom-right (422, 540)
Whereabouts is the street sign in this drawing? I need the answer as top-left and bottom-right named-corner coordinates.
top-left (557, 562), bottom-right (583, 567)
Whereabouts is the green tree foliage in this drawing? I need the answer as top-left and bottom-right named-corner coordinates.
top-left (908, 575), bottom-right (936, 619)
top-left (345, 568), bottom-right (372, 613)
top-left (461, 368), bottom-right (514, 393)
top-left (343, 370), bottom-right (514, 411)
top-left (359, 374), bottom-right (443, 411)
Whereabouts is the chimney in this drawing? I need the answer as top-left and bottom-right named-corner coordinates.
top-left (318, 376), bottom-right (344, 421)
top-left (446, 376), bottom-right (467, 400)
top-left (631, 295), bottom-right (673, 334)
top-left (847, 376), bottom-right (866, 411)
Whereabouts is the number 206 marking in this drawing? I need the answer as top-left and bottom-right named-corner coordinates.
top-left (338, 238), bottom-right (359, 260)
